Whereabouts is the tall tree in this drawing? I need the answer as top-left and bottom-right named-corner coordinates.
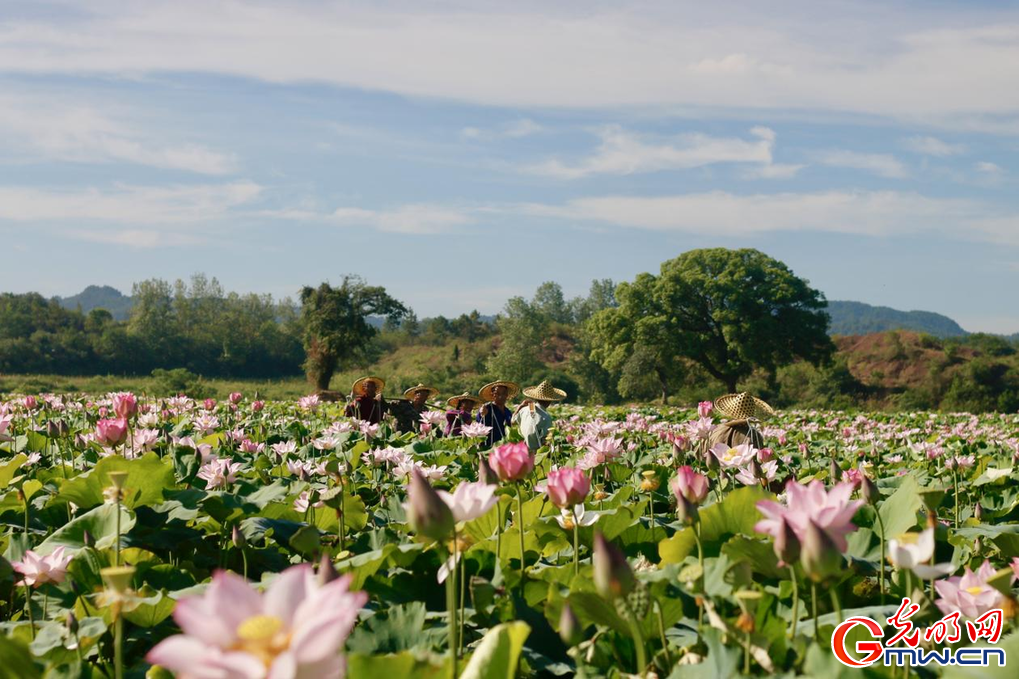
top-left (299, 277), bottom-right (408, 390)
top-left (588, 248), bottom-right (833, 398)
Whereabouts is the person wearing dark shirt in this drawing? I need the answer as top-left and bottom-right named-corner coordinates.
top-left (391, 383), bottom-right (439, 433)
top-left (344, 376), bottom-right (386, 424)
top-left (445, 393), bottom-right (481, 437)
top-left (476, 380), bottom-right (519, 448)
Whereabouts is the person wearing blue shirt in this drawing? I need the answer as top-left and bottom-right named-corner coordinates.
top-left (476, 380), bottom-right (519, 448)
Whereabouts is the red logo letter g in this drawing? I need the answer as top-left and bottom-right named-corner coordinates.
top-left (832, 616), bottom-right (884, 668)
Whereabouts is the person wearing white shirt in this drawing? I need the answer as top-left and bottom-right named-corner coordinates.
top-left (512, 380), bottom-right (567, 453)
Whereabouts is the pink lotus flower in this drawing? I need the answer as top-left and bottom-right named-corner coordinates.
top-left (584, 437), bottom-right (623, 465)
top-left (420, 411), bottom-right (447, 428)
top-left (697, 401), bottom-right (713, 418)
top-left (203, 398), bottom-right (218, 411)
top-left (0, 415), bottom-right (13, 442)
top-left (95, 418), bottom-right (128, 447)
top-left (935, 560), bottom-right (1004, 619)
top-left (229, 392), bottom-right (243, 404)
top-left (198, 459), bottom-right (242, 489)
top-left (23, 396), bottom-right (38, 410)
top-left (437, 481), bottom-right (499, 522)
top-left (252, 400), bottom-right (265, 412)
top-left (755, 479), bottom-right (864, 552)
top-left (670, 466), bottom-right (709, 504)
top-left (148, 565), bottom-right (366, 679)
top-left (460, 422), bottom-right (492, 439)
top-left (12, 546), bottom-right (74, 587)
top-left (544, 467), bottom-right (590, 508)
top-left (685, 417), bottom-right (715, 441)
top-left (298, 394), bottom-right (320, 412)
top-left (710, 442), bottom-right (756, 469)
top-left (489, 441), bottom-right (534, 482)
top-left (1011, 557), bottom-right (1019, 582)
top-left (110, 392), bottom-right (138, 419)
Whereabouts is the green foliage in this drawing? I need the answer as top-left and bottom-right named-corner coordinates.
top-left (299, 277), bottom-right (408, 390)
top-left (588, 248), bottom-right (833, 400)
top-left (150, 368), bottom-right (212, 399)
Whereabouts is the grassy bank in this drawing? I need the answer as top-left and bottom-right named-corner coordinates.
top-left (0, 373), bottom-right (313, 400)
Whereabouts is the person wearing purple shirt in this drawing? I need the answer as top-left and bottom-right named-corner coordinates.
top-left (445, 393), bottom-right (481, 437)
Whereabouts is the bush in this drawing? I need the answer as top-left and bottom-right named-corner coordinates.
top-left (151, 368), bottom-right (212, 399)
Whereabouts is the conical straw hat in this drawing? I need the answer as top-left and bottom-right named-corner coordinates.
top-left (522, 380), bottom-right (567, 402)
top-left (479, 380), bottom-right (520, 402)
top-left (403, 383), bottom-right (439, 400)
top-left (351, 376), bottom-right (385, 396)
top-left (714, 392), bottom-right (774, 420)
top-left (446, 392), bottom-right (481, 409)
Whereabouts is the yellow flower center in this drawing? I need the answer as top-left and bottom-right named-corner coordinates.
top-left (562, 517), bottom-right (576, 530)
top-left (965, 586), bottom-right (985, 596)
top-left (235, 615), bottom-right (289, 667)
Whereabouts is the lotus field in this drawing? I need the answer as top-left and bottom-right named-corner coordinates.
top-left (3, 393), bottom-right (1019, 678)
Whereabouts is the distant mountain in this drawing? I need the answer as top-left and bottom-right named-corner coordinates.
top-left (55, 285), bottom-right (135, 321)
top-left (827, 300), bottom-right (967, 337)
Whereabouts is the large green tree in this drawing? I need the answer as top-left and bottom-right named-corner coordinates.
top-left (588, 248), bottom-right (833, 399)
top-left (299, 277), bottom-right (408, 390)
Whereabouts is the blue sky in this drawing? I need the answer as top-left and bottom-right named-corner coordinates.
top-left (2, 1), bottom-right (1019, 331)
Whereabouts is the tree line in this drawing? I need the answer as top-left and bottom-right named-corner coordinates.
top-left (2, 249), bottom-right (841, 403)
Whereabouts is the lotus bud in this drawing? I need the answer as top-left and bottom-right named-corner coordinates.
top-left (66, 611), bottom-right (78, 635)
top-left (478, 457), bottom-right (498, 486)
top-left (407, 468), bottom-right (455, 541)
top-left (676, 493), bottom-right (699, 526)
top-left (593, 533), bottom-right (635, 600)
top-left (318, 553), bottom-right (339, 586)
top-left (231, 524), bottom-right (246, 549)
top-left (861, 474), bottom-right (880, 505)
top-left (46, 420), bottom-right (63, 438)
top-left (800, 520), bottom-right (841, 583)
top-left (82, 529), bottom-right (95, 548)
top-left (829, 458), bottom-right (840, 481)
top-left (773, 517), bottom-right (801, 566)
top-left (974, 502), bottom-right (984, 522)
top-left (705, 449), bottom-right (720, 473)
top-left (559, 603), bottom-right (583, 647)
top-left (749, 458), bottom-right (764, 481)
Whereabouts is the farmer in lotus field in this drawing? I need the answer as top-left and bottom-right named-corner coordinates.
top-left (344, 376), bottom-right (387, 424)
top-left (391, 383), bottom-right (440, 432)
top-left (477, 380), bottom-right (518, 448)
top-left (445, 392), bottom-right (481, 437)
top-left (513, 380), bottom-right (567, 453)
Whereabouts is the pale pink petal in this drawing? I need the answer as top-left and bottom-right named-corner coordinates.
top-left (264, 565), bottom-right (312, 627)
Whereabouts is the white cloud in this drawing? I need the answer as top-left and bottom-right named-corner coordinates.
top-left (0, 181), bottom-right (262, 224)
top-left (527, 125), bottom-right (777, 179)
top-left (68, 229), bottom-right (207, 248)
top-left (975, 161), bottom-right (1004, 174)
top-left (1, 2), bottom-right (1019, 127)
top-left (741, 163), bottom-right (805, 179)
top-left (460, 118), bottom-right (544, 140)
top-left (815, 150), bottom-right (908, 178)
top-left (902, 135), bottom-right (967, 156)
top-left (331, 204), bottom-right (474, 234)
top-left (0, 94), bottom-right (237, 174)
top-left (519, 189), bottom-right (1019, 244)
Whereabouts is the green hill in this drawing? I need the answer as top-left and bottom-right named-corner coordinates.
top-left (827, 300), bottom-right (967, 337)
top-left (55, 285), bottom-right (134, 320)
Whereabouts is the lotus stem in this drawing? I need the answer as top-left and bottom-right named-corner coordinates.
top-left (788, 565), bottom-right (799, 640)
